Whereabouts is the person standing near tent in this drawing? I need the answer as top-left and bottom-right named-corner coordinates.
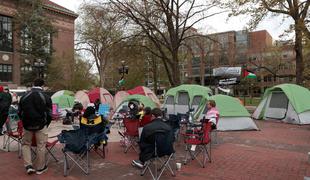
top-left (19, 79), bottom-right (52, 175)
top-left (205, 100), bottom-right (219, 129)
top-left (0, 86), bottom-right (12, 135)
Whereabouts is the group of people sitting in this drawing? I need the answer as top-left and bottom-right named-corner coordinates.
top-left (123, 99), bottom-right (219, 169)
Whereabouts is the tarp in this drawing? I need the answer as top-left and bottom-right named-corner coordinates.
top-left (88, 87), bottom-right (113, 106)
top-left (253, 83), bottom-right (310, 124)
top-left (52, 94), bottom-right (75, 109)
top-left (51, 90), bottom-right (74, 99)
top-left (127, 86), bottom-right (160, 107)
top-left (112, 91), bottom-right (129, 110)
top-left (75, 90), bottom-right (90, 109)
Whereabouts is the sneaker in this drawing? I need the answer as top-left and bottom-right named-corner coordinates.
top-left (132, 160), bottom-right (144, 169)
top-left (36, 165), bottom-right (48, 175)
top-left (25, 165), bottom-right (36, 175)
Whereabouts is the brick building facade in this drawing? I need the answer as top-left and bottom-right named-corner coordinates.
top-left (0, 0), bottom-right (77, 87)
top-left (183, 29), bottom-right (296, 95)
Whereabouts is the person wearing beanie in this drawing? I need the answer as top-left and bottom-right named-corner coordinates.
top-left (0, 86), bottom-right (12, 135)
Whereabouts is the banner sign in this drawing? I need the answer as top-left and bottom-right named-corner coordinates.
top-left (213, 67), bottom-right (242, 77)
top-left (219, 77), bottom-right (238, 85)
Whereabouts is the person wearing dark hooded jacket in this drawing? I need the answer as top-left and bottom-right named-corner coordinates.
top-left (132, 108), bottom-right (174, 168)
top-left (0, 86), bottom-right (12, 135)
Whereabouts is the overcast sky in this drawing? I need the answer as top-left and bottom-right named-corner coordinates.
top-left (50, 0), bottom-right (291, 40)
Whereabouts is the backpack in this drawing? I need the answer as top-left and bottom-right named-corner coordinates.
top-left (20, 91), bottom-right (48, 131)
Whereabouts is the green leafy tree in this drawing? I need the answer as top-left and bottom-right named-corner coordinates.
top-left (47, 55), bottom-right (97, 91)
top-left (76, 2), bottom-right (125, 87)
top-left (14, 0), bottom-right (56, 85)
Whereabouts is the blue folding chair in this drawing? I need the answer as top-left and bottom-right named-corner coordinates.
top-left (98, 104), bottom-right (110, 118)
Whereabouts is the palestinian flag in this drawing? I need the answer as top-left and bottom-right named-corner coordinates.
top-left (242, 69), bottom-right (257, 79)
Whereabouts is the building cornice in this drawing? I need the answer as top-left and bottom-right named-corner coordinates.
top-left (43, 4), bottom-right (78, 19)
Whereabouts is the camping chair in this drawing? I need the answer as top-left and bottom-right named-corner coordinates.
top-left (141, 130), bottom-right (176, 180)
top-left (58, 129), bottom-right (107, 176)
top-left (165, 114), bottom-right (180, 141)
top-left (30, 133), bottom-right (59, 165)
top-left (183, 121), bottom-right (212, 168)
top-left (52, 104), bottom-right (60, 120)
top-left (2, 115), bottom-right (23, 158)
top-left (121, 118), bottom-right (140, 153)
top-left (98, 104), bottom-right (110, 118)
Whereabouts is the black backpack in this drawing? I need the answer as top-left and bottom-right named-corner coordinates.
top-left (20, 91), bottom-right (48, 131)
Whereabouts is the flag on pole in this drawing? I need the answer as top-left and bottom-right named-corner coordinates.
top-left (118, 78), bottom-right (125, 86)
top-left (242, 69), bottom-right (256, 79)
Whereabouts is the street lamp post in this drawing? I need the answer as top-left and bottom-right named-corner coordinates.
top-left (118, 60), bottom-right (129, 90)
top-left (33, 59), bottom-right (45, 79)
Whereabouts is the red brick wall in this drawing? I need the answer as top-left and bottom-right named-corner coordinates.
top-left (0, 0), bottom-right (77, 87)
top-left (249, 30), bottom-right (273, 53)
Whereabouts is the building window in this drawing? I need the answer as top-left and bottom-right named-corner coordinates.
top-left (0, 15), bottom-right (13, 52)
top-left (0, 64), bottom-right (13, 82)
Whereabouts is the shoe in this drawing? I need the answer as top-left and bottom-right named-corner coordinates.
top-left (132, 160), bottom-right (144, 169)
top-left (36, 165), bottom-right (48, 175)
top-left (25, 165), bottom-right (36, 175)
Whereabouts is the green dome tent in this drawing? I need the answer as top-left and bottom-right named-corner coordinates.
top-left (112, 94), bottom-right (157, 118)
top-left (51, 90), bottom-right (74, 99)
top-left (195, 95), bottom-right (258, 131)
top-left (253, 83), bottom-right (310, 124)
top-left (123, 95), bottom-right (157, 109)
top-left (164, 84), bottom-right (212, 116)
top-left (52, 94), bottom-right (75, 109)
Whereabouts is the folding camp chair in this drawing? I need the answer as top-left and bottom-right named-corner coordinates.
top-left (98, 104), bottom-right (110, 118)
top-left (31, 133), bottom-right (59, 165)
top-left (121, 118), bottom-right (140, 153)
top-left (183, 121), bottom-right (212, 168)
top-left (58, 129), bottom-right (107, 176)
top-left (2, 115), bottom-right (23, 158)
top-left (140, 130), bottom-right (176, 180)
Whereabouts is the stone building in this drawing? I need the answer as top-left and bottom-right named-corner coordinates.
top-left (0, 0), bottom-right (78, 87)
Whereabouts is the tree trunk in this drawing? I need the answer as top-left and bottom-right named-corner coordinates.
top-left (295, 20), bottom-right (304, 85)
top-left (200, 49), bottom-right (205, 86)
top-left (171, 51), bottom-right (181, 87)
top-left (99, 65), bottom-right (105, 87)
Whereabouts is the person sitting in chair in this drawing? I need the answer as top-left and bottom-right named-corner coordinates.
top-left (132, 108), bottom-right (174, 168)
top-left (80, 105), bottom-right (110, 145)
top-left (139, 107), bottom-right (152, 127)
top-left (205, 100), bottom-right (219, 130)
top-left (64, 101), bottom-right (83, 125)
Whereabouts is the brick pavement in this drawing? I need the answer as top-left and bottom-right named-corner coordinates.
top-left (0, 120), bottom-right (310, 180)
